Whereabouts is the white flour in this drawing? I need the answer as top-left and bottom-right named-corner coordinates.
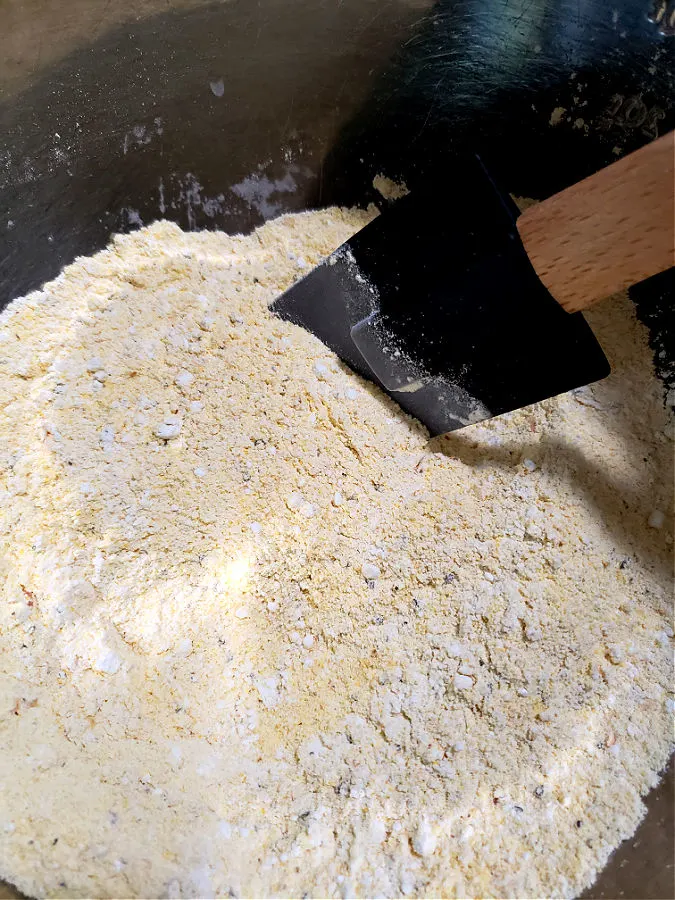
top-left (0, 208), bottom-right (672, 899)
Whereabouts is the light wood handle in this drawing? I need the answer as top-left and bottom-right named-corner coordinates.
top-left (517, 132), bottom-right (674, 313)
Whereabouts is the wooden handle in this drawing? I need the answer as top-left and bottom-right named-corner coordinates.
top-left (517, 132), bottom-right (674, 313)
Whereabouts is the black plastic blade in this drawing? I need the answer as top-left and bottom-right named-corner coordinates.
top-left (271, 159), bottom-right (610, 436)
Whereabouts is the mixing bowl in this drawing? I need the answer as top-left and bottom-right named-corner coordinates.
top-left (1, 1), bottom-right (673, 897)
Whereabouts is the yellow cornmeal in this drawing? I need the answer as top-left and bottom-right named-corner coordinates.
top-left (0, 208), bottom-right (672, 899)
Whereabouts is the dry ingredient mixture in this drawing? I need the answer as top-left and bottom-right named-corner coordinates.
top-left (0, 207), bottom-right (673, 900)
top-left (372, 175), bottom-right (410, 201)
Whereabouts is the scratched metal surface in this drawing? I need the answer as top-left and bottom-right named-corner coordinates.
top-left (0, 1), bottom-right (673, 897)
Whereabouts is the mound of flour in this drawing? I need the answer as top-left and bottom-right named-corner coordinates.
top-left (0, 208), bottom-right (672, 899)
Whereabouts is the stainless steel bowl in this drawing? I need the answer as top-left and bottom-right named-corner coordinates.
top-left (1, 2), bottom-right (673, 897)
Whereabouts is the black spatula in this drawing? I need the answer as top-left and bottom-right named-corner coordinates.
top-left (271, 135), bottom-right (673, 436)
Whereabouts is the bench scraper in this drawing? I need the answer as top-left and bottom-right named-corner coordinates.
top-left (271, 134), bottom-right (673, 436)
